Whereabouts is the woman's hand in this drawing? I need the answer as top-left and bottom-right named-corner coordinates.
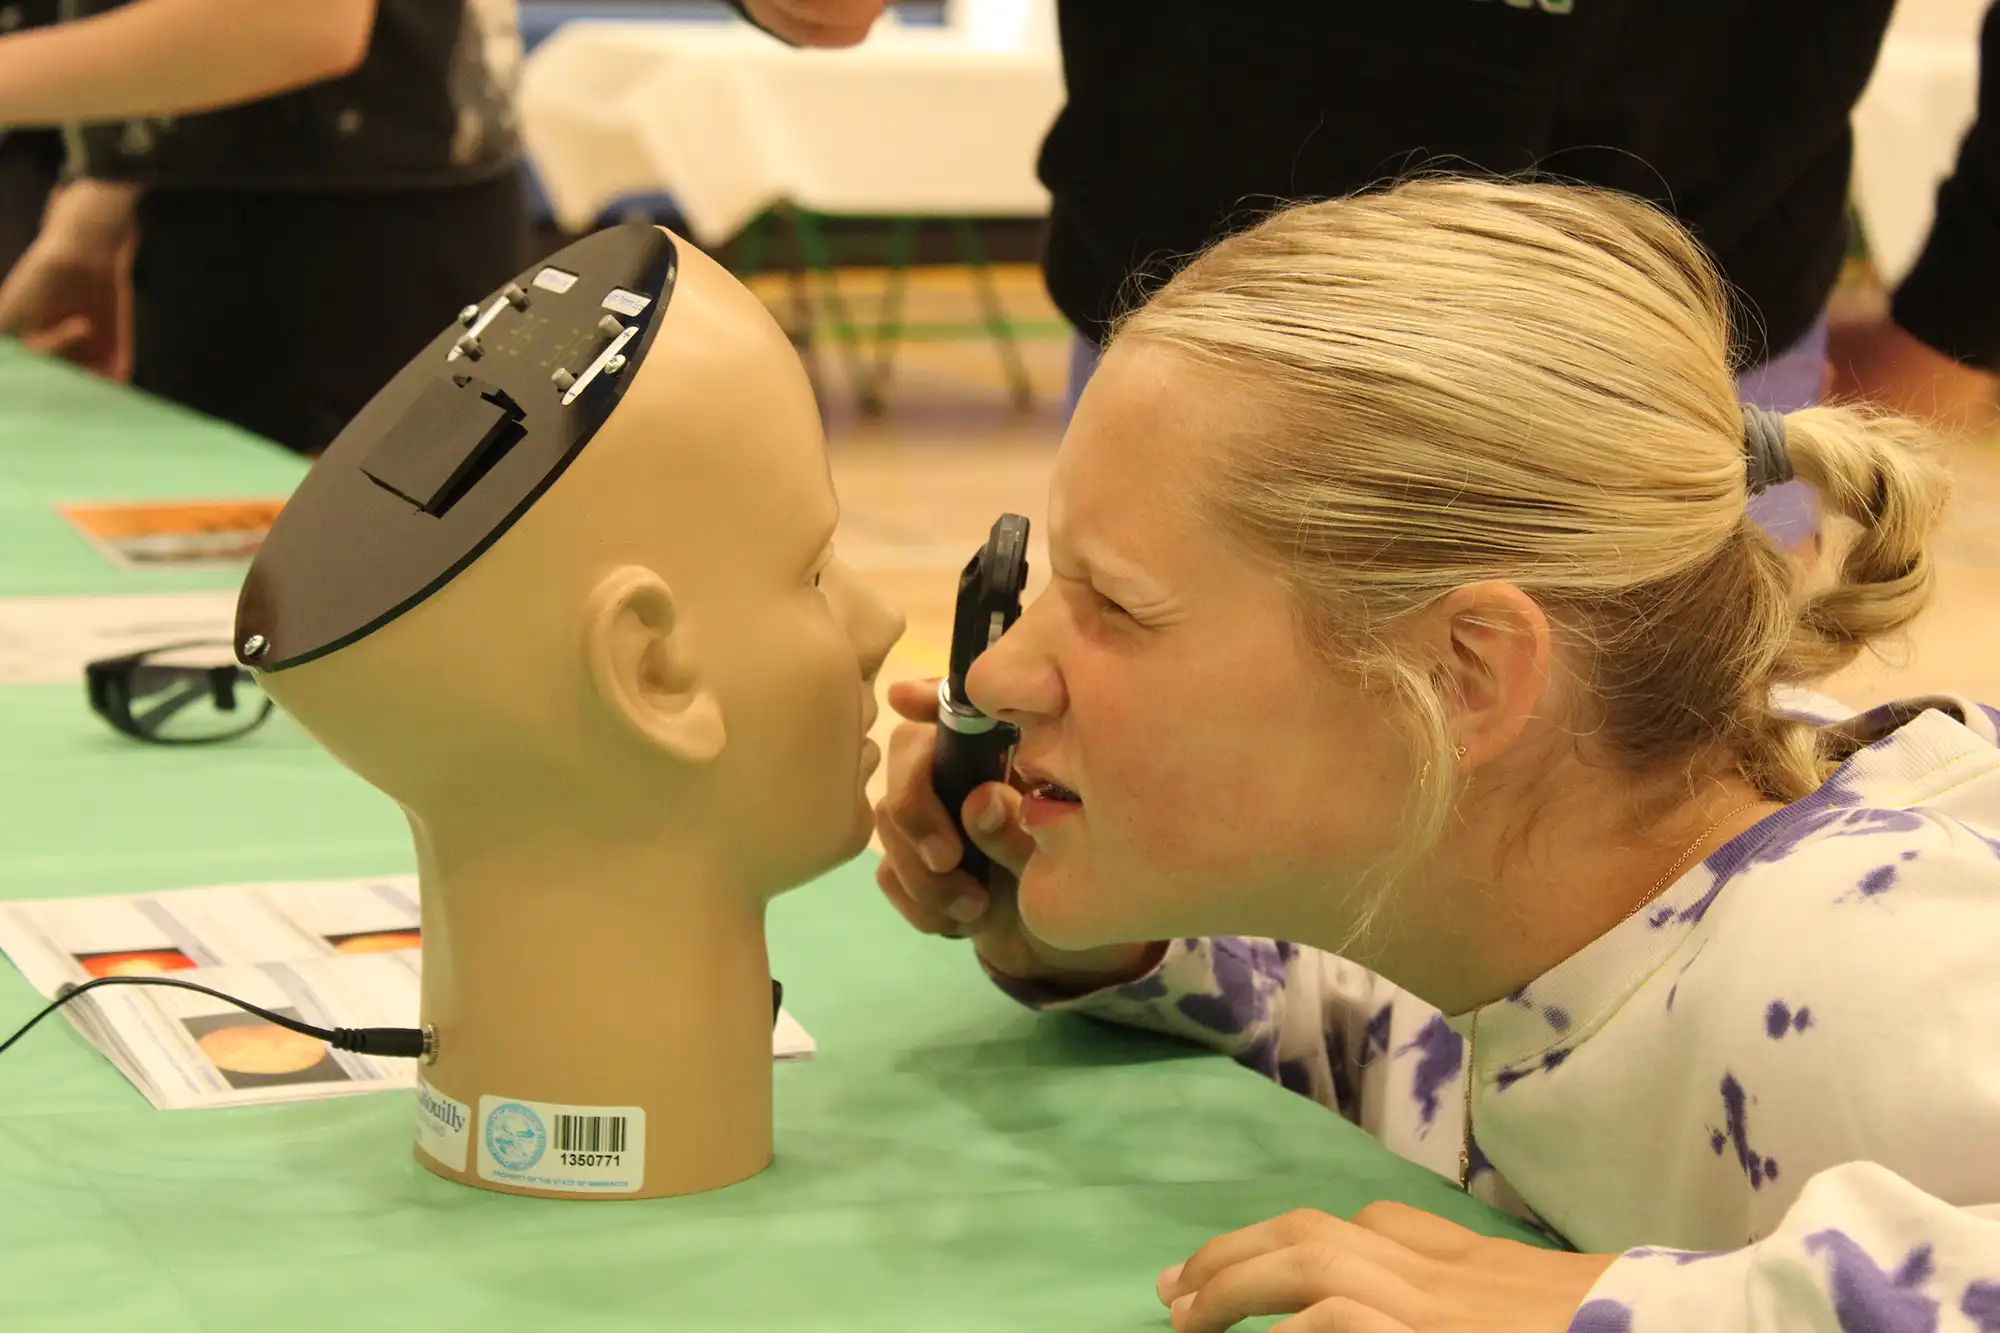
top-left (1157, 1203), bottom-right (1618, 1333)
top-left (873, 677), bottom-right (1162, 989)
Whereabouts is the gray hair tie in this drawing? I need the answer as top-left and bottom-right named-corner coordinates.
top-left (1742, 404), bottom-right (1794, 494)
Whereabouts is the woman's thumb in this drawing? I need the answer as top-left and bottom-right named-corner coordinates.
top-left (962, 782), bottom-right (1034, 877)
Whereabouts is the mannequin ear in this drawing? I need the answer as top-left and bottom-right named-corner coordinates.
top-left (583, 566), bottom-right (726, 764)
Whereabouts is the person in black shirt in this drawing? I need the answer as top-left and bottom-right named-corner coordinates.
top-left (738, 0), bottom-right (2000, 444)
top-left (0, 0), bottom-right (526, 455)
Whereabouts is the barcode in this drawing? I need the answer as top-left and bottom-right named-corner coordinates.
top-left (555, 1114), bottom-right (627, 1154)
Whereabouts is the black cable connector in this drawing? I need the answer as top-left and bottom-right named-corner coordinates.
top-left (0, 975), bottom-right (427, 1061)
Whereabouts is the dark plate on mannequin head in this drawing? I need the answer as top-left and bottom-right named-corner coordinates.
top-left (234, 223), bottom-right (680, 673)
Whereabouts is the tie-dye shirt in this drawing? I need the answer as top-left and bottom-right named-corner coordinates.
top-left (987, 692), bottom-right (2000, 1332)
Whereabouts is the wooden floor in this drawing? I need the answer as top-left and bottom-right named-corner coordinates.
top-left (758, 266), bottom-right (2000, 812)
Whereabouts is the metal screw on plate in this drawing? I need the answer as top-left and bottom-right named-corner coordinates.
top-left (422, 1024), bottom-right (439, 1065)
top-left (551, 367), bottom-right (576, 392)
top-left (241, 634), bottom-right (267, 660)
top-left (502, 282), bottom-right (529, 310)
top-left (457, 304), bottom-right (480, 327)
top-left (454, 333), bottom-right (483, 361)
top-left (603, 354), bottom-right (627, 376)
top-left (597, 314), bottom-right (625, 338)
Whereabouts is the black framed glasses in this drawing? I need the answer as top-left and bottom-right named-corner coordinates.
top-left (85, 640), bottom-right (274, 745)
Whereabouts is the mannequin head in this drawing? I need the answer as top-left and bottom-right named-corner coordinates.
top-left (245, 230), bottom-right (902, 897)
top-left (234, 227), bottom-right (902, 1199)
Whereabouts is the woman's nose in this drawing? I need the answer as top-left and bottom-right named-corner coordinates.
top-left (966, 592), bottom-right (1064, 723)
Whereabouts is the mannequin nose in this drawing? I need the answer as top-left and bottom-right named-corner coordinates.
top-left (836, 561), bottom-right (904, 680)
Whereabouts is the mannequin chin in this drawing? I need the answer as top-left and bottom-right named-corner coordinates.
top-left (240, 227), bottom-right (903, 1199)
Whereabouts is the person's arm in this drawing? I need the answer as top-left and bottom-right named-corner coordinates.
top-left (1891, 3), bottom-right (2000, 370)
top-left (984, 936), bottom-right (1394, 1124)
top-left (0, 0), bottom-right (376, 129)
top-left (1576, 1164), bottom-right (2000, 1331)
top-left (1833, 1), bottom-right (2000, 430)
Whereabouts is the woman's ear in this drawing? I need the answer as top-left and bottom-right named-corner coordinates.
top-left (583, 565), bottom-right (726, 764)
top-left (1427, 581), bottom-right (1552, 765)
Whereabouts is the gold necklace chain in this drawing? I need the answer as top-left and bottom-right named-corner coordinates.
top-left (1456, 799), bottom-right (1763, 1191)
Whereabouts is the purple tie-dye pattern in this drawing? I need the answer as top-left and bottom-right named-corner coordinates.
top-left (1544, 1005), bottom-right (1571, 1032)
top-left (1324, 1027), bottom-right (1356, 1118)
top-left (1667, 806), bottom-right (1932, 927)
top-left (1396, 1015), bottom-right (1464, 1127)
top-left (1713, 1074), bottom-right (1780, 1190)
top-left (1248, 939), bottom-right (1289, 989)
top-left (1466, 1133), bottom-right (1492, 1181)
top-left (1766, 1000), bottom-right (1815, 1039)
top-left (1361, 1004), bottom-right (1393, 1066)
top-left (1859, 865), bottom-right (1900, 898)
top-left (1239, 1033), bottom-right (1278, 1079)
top-left (1117, 970), bottom-right (1169, 1003)
top-left (1278, 1057), bottom-right (1314, 1099)
top-left (1567, 1299), bottom-right (1634, 1333)
top-left (1667, 940), bottom-right (1708, 1012)
top-left (1178, 940), bottom-right (1270, 1034)
top-left (1177, 988), bottom-right (1257, 1035)
top-left (1498, 1066), bottom-right (1532, 1091)
top-left (1803, 1231), bottom-right (1941, 1333)
top-left (1979, 703), bottom-right (2000, 736)
top-left (1274, 940), bottom-right (1296, 963)
top-left (1507, 986), bottom-right (1532, 1006)
top-left (1962, 1280), bottom-right (2000, 1333)
top-left (1542, 1047), bottom-right (1571, 1072)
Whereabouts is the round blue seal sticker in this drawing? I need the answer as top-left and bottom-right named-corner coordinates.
top-left (484, 1101), bottom-right (547, 1172)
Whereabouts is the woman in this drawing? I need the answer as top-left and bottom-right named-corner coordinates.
top-left (876, 179), bottom-right (2000, 1332)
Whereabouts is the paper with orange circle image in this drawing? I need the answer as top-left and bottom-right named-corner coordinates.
top-left (179, 1008), bottom-right (352, 1091)
top-left (57, 499), bottom-right (288, 569)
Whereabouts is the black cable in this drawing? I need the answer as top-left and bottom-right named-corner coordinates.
top-left (3, 977), bottom-right (788, 1062)
top-left (0, 976), bottom-right (426, 1060)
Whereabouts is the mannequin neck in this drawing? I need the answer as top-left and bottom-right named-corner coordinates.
top-left (412, 812), bottom-right (776, 1198)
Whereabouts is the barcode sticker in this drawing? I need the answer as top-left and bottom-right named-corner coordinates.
top-left (475, 1095), bottom-right (645, 1193)
top-left (414, 1077), bottom-right (470, 1172)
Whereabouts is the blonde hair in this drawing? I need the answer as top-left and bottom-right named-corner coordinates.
top-left (1115, 178), bottom-right (1950, 868)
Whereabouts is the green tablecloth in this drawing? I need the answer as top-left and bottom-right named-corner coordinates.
top-left (0, 344), bottom-right (1546, 1332)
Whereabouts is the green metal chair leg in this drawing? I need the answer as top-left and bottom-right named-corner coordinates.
top-left (790, 208), bottom-right (882, 412)
top-left (869, 217), bottom-right (920, 402)
top-left (950, 217), bottom-right (1033, 409)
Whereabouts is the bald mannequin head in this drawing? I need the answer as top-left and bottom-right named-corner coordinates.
top-left (233, 229), bottom-right (903, 1200)
top-left (245, 229), bottom-right (902, 895)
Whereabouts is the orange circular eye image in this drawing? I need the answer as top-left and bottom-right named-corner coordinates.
top-left (196, 1023), bottom-right (328, 1076)
top-left (75, 949), bottom-right (197, 979)
top-left (328, 930), bottom-right (421, 955)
